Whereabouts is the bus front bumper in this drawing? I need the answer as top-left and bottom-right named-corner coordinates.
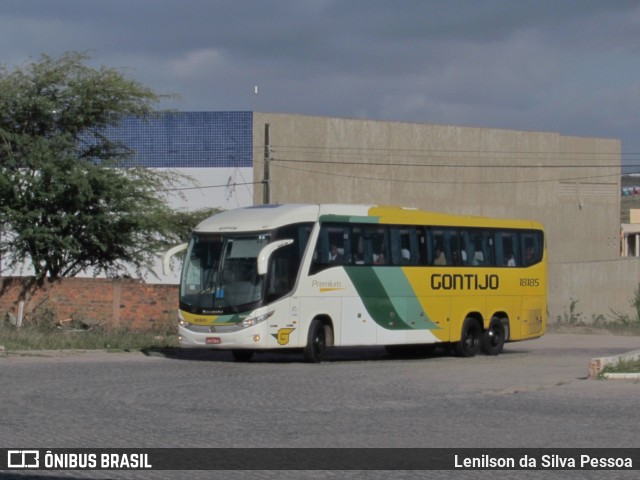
top-left (177, 322), bottom-right (269, 349)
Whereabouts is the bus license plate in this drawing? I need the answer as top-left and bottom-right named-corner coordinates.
top-left (206, 337), bottom-right (221, 345)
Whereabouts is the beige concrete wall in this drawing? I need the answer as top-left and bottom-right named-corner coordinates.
top-left (551, 258), bottom-right (640, 321)
top-left (252, 113), bottom-right (627, 321)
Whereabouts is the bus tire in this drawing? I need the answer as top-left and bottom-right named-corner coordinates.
top-left (304, 319), bottom-right (327, 363)
top-left (231, 350), bottom-right (254, 362)
top-left (454, 317), bottom-right (481, 357)
top-left (481, 318), bottom-right (505, 355)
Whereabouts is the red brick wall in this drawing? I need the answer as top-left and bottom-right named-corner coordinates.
top-left (0, 277), bottom-right (178, 332)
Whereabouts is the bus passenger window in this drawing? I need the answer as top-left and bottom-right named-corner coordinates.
top-left (351, 227), bottom-right (364, 264)
top-left (389, 226), bottom-right (420, 265)
top-left (361, 226), bottom-right (389, 265)
top-left (472, 246), bottom-right (484, 265)
top-left (522, 232), bottom-right (543, 266)
top-left (314, 224), bottom-right (349, 268)
top-left (495, 231), bottom-right (519, 267)
top-left (524, 244), bottom-right (537, 265)
top-left (329, 243), bottom-right (344, 263)
top-left (464, 230), bottom-right (495, 266)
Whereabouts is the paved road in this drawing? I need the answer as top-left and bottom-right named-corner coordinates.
top-left (1, 333), bottom-right (639, 480)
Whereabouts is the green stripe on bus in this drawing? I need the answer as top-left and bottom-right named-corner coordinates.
top-left (212, 313), bottom-right (242, 325)
top-left (319, 215), bottom-right (381, 224)
top-left (373, 268), bottom-right (440, 331)
top-left (345, 267), bottom-right (439, 331)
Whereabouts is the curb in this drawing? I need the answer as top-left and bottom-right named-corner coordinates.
top-left (589, 348), bottom-right (640, 379)
top-left (601, 372), bottom-right (640, 379)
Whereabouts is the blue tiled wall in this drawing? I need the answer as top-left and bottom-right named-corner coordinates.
top-left (103, 112), bottom-right (253, 168)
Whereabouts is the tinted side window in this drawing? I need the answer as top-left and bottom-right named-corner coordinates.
top-left (311, 223), bottom-right (352, 273)
top-left (266, 223), bottom-right (313, 301)
top-left (430, 228), bottom-right (458, 266)
top-left (496, 231), bottom-right (520, 267)
top-left (389, 226), bottom-right (421, 265)
top-left (522, 231), bottom-right (543, 266)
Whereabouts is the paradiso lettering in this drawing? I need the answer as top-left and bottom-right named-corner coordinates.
top-left (431, 273), bottom-right (499, 291)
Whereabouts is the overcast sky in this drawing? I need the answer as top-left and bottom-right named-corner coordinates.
top-left (2, 0), bottom-right (640, 167)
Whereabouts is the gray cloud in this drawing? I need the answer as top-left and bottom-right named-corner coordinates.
top-left (2, 0), bottom-right (640, 163)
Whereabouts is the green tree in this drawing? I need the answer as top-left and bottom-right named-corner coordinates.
top-left (0, 52), bottom-right (190, 282)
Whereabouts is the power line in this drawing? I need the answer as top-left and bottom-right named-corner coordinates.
top-left (261, 143), bottom-right (639, 159)
top-left (271, 156), bottom-right (625, 169)
top-left (262, 143), bottom-right (629, 156)
top-left (144, 139), bottom-right (636, 194)
top-left (158, 181), bottom-right (260, 193)
top-left (260, 160), bottom-right (621, 185)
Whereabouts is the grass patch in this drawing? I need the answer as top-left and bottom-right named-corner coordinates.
top-left (0, 322), bottom-right (179, 351)
top-left (551, 296), bottom-right (640, 336)
top-left (1, 301), bottom-right (180, 351)
top-left (549, 314), bottom-right (640, 336)
top-left (595, 323), bottom-right (640, 336)
top-left (601, 358), bottom-right (640, 375)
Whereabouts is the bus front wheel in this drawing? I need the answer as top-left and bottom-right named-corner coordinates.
top-left (454, 318), bottom-right (481, 357)
top-left (304, 319), bottom-right (327, 363)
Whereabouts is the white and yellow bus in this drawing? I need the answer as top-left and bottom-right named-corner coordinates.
top-left (164, 204), bottom-right (546, 362)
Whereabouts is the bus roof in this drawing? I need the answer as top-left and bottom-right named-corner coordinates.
top-left (194, 204), bottom-right (543, 233)
top-left (195, 204), bottom-right (321, 232)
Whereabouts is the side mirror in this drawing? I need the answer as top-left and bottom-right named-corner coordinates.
top-left (257, 239), bottom-right (294, 275)
top-left (162, 243), bottom-right (188, 276)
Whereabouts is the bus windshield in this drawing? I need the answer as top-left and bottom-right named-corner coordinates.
top-left (180, 233), bottom-right (270, 313)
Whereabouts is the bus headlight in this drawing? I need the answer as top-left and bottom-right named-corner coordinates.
top-left (241, 311), bottom-right (273, 328)
top-left (178, 310), bottom-right (190, 327)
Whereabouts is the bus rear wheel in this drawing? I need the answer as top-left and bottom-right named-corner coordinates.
top-left (304, 319), bottom-right (327, 363)
top-left (454, 317), bottom-right (481, 357)
top-left (481, 318), bottom-right (505, 355)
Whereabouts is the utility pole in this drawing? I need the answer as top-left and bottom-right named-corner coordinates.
top-left (263, 123), bottom-right (270, 204)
